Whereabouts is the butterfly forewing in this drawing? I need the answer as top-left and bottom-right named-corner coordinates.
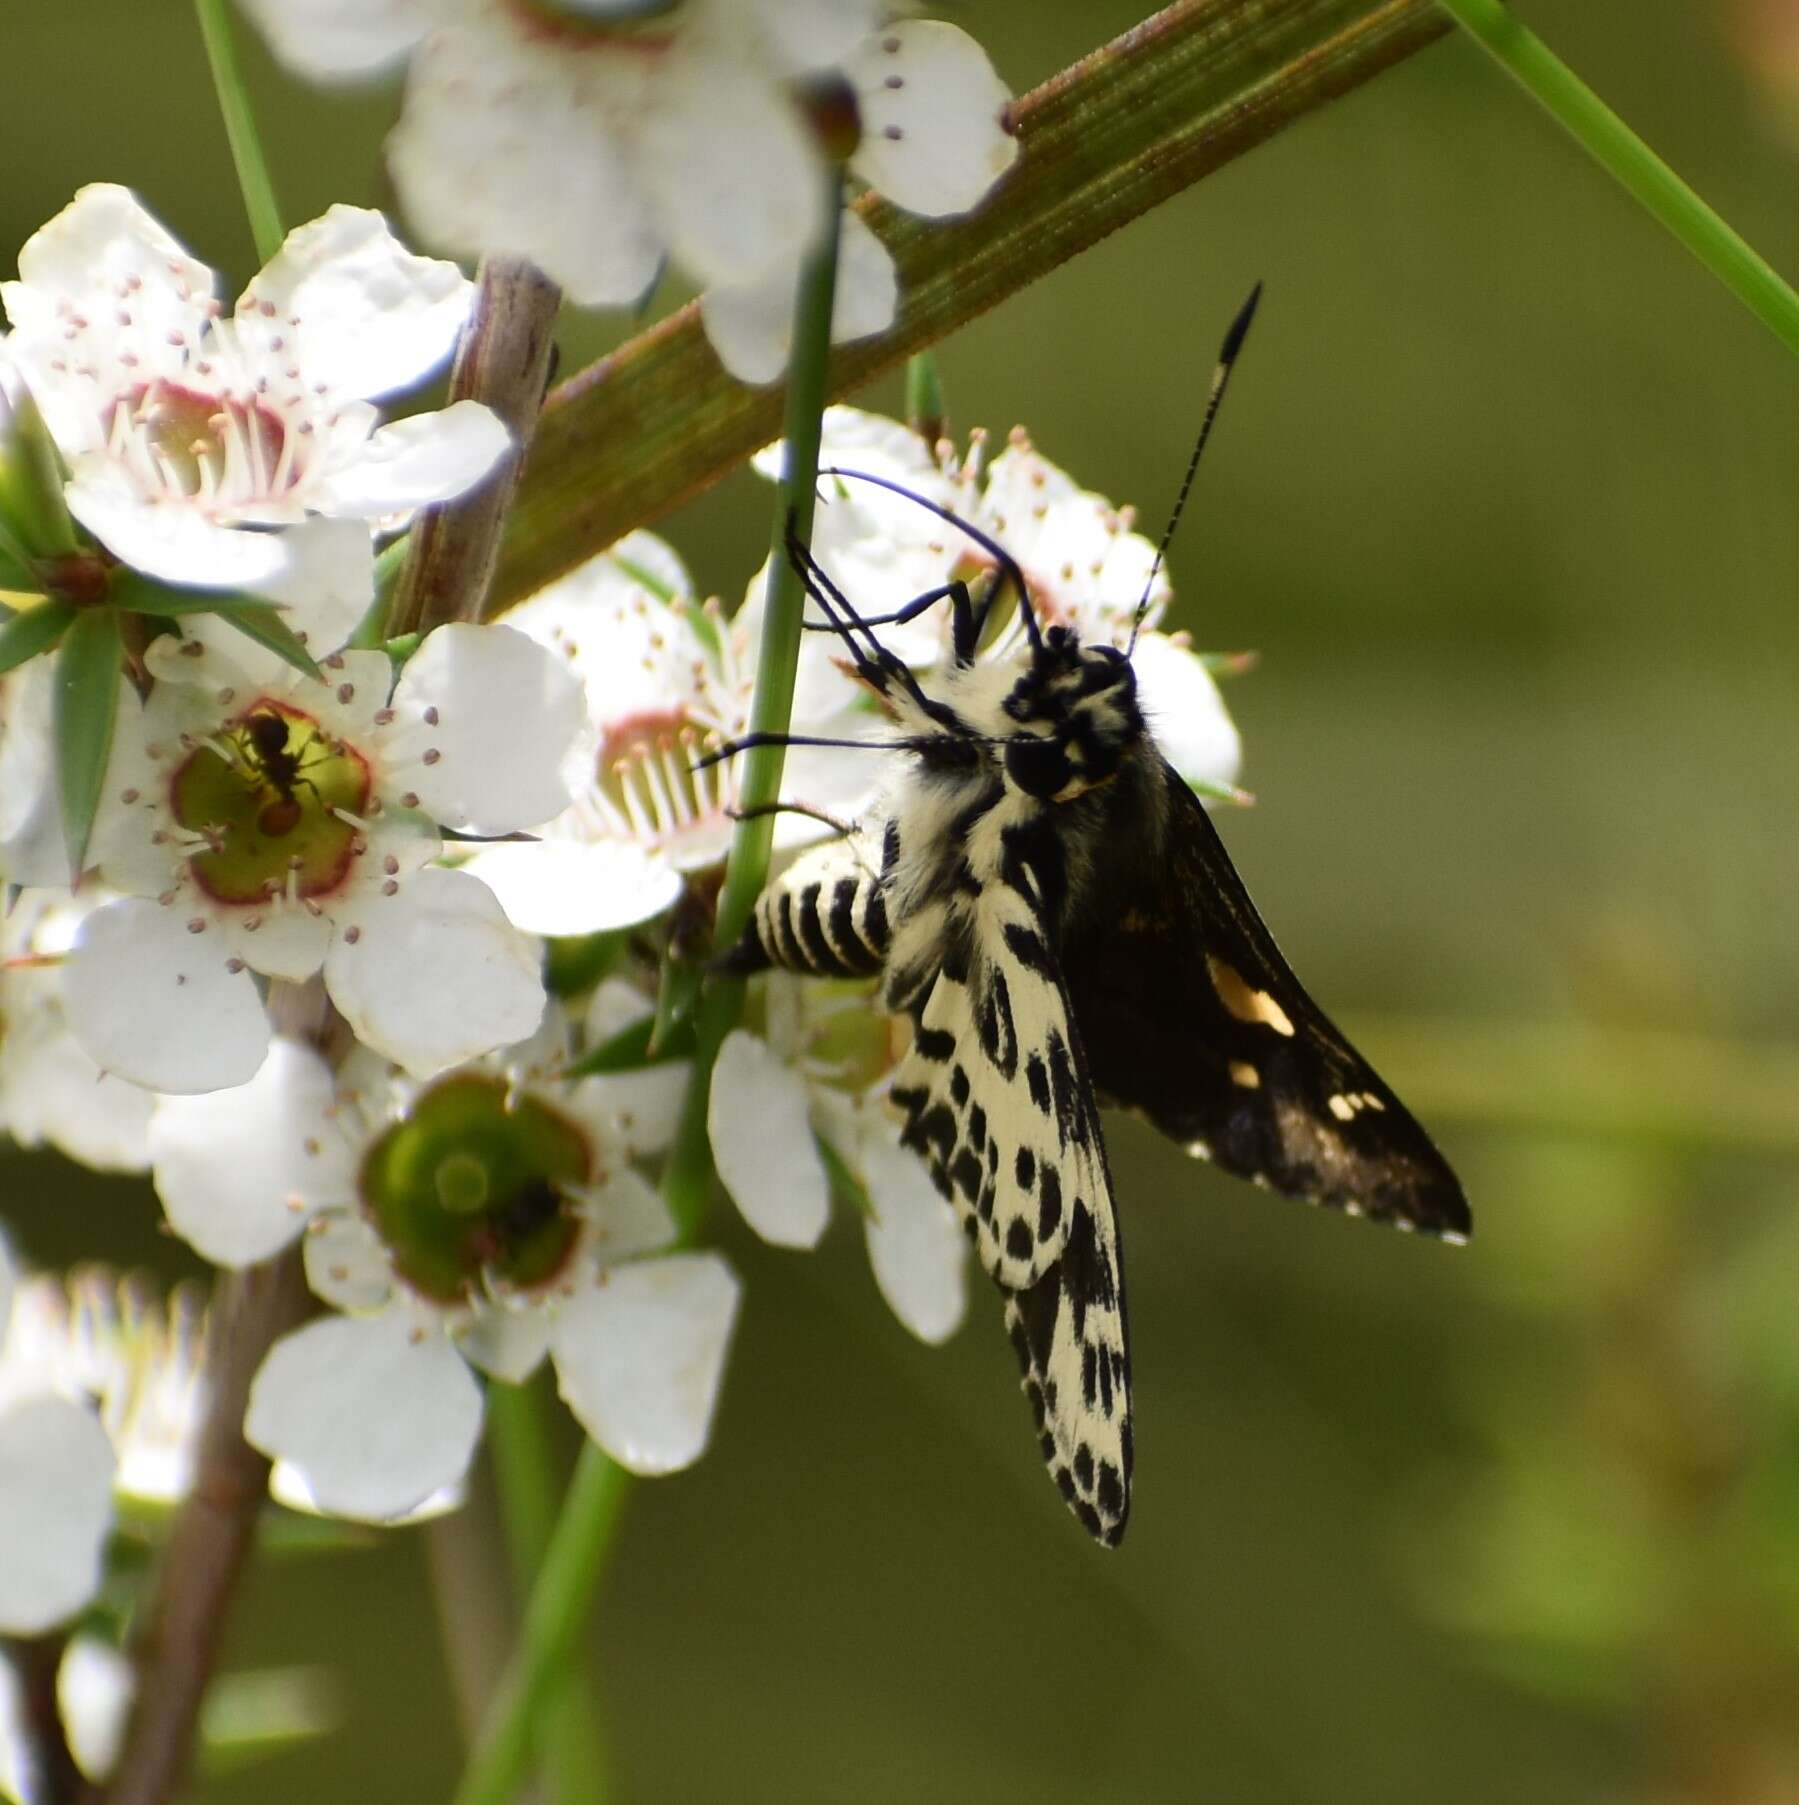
top-left (1061, 764), bottom-right (1470, 1239)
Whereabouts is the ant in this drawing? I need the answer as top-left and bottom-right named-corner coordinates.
top-left (237, 707), bottom-right (329, 838)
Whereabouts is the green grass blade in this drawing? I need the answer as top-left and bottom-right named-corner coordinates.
top-left (1437, 0), bottom-right (1799, 355)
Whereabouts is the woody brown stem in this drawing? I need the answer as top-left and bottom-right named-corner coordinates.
top-left (94, 1249), bottom-right (311, 1805)
top-left (387, 258), bottom-right (564, 637)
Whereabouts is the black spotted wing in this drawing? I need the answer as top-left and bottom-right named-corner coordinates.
top-left (1061, 762), bottom-right (1470, 1240)
top-left (889, 858), bottom-right (1133, 1545)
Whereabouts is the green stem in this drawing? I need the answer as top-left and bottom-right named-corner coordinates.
top-left (1437, 0), bottom-right (1799, 355)
top-left (194, 0), bottom-right (285, 264)
top-left (662, 167), bottom-right (847, 1237)
top-left (453, 175), bottom-right (847, 1805)
top-left (487, 1379), bottom-right (610, 1805)
top-left (450, 1443), bottom-right (631, 1805)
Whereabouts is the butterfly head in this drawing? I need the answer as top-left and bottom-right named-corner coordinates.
top-left (1000, 628), bottom-right (1143, 804)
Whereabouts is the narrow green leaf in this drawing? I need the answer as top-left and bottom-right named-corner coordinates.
top-left (217, 604), bottom-right (325, 682)
top-left (0, 529), bottom-right (37, 592)
top-left (815, 1131), bottom-right (875, 1221)
top-left (348, 535), bottom-right (411, 649)
top-left (54, 606), bottom-right (124, 877)
top-left (544, 929), bottom-right (629, 997)
top-left (0, 597), bottom-right (76, 675)
top-left (0, 384), bottom-right (77, 557)
top-left (108, 571), bottom-right (291, 620)
top-left (905, 351), bottom-right (945, 442)
top-left (566, 1015), bottom-right (695, 1079)
top-left (383, 631), bottom-right (422, 670)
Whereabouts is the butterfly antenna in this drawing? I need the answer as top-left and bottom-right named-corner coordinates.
top-left (820, 466), bottom-right (1041, 651)
top-left (1128, 280), bottom-right (1262, 657)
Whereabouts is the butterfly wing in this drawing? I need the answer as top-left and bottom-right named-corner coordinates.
top-left (890, 866), bottom-right (1133, 1545)
top-left (1061, 762), bottom-right (1470, 1240)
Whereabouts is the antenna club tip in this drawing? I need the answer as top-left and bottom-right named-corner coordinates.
top-left (1221, 281), bottom-right (1264, 363)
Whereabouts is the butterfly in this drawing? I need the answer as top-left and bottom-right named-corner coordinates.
top-left (719, 287), bottom-right (1469, 1546)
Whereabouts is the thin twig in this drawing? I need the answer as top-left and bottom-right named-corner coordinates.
top-left (388, 258), bottom-right (564, 636)
top-left (95, 1249), bottom-right (311, 1805)
top-left (7, 1633), bottom-right (83, 1804)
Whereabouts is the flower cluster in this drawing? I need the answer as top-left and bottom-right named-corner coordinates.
top-left (233, 0), bottom-right (1019, 382)
top-left (0, 0), bottom-right (1247, 1691)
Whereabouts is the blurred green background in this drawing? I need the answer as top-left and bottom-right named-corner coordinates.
top-left (4, 2), bottom-right (1798, 1800)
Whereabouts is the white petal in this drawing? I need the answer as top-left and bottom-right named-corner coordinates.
top-left (247, 516), bottom-right (376, 658)
top-left (302, 1211), bottom-right (394, 1313)
top-left (59, 1637), bottom-right (134, 1782)
top-left (237, 205), bottom-right (476, 401)
top-left (751, 0), bottom-right (885, 73)
top-left (577, 1169), bottom-right (676, 1266)
top-left (64, 898), bottom-right (271, 1095)
top-left (848, 22), bottom-right (1018, 217)
top-left (860, 1126), bottom-right (968, 1345)
top-left (461, 837), bottom-right (683, 937)
top-left (707, 1030), bottom-right (830, 1247)
top-left (149, 1039), bottom-right (349, 1266)
top-left (388, 623), bottom-right (582, 833)
top-left (700, 210), bottom-right (896, 386)
top-left (549, 1253), bottom-right (739, 1476)
top-left (64, 464), bottom-right (289, 589)
top-left (214, 900), bottom-right (335, 985)
top-left (632, 41), bottom-right (822, 289)
top-left (456, 1311), bottom-right (550, 1384)
top-left (245, 1313), bottom-right (482, 1521)
top-left (0, 1397), bottom-right (116, 1632)
top-left (0, 664), bottom-right (73, 885)
top-left (326, 866), bottom-right (545, 1077)
top-left (386, 15), bottom-right (664, 306)
top-left (3, 186), bottom-right (215, 446)
top-left (0, 952), bottom-right (154, 1173)
top-left (234, 0), bottom-right (451, 79)
top-left (314, 400), bottom-right (510, 517)
top-left (1133, 632), bottom-right (1242, 790)
top-left (570, 1065), bottom-right (689, 1165)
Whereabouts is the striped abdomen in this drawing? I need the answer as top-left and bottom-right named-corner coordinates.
top-left (721, 866), bottom-right (891, 979)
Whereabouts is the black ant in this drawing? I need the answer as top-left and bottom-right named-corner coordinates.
top-left (238, 707), bottom-right (328, 838)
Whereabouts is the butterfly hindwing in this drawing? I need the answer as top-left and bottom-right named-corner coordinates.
top-left (1061, 762), bottom-right (1470, 1239)
top-left (888, 829), bottom-right (1132, 1543)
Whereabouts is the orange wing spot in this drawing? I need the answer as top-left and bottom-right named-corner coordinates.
top-left (1206, 956), bottom-right (1295, 1036)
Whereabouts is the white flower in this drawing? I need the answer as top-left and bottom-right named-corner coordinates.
top-left (1, 185), bottom-right (507, 643)
top-left (64, 621), bottom-right (581, 1092)
top-left (759, 407), bottom-right (1247, 793)
top-left (710, 960), bottom-right (966, 1344)
top-left (1, 890), bottom-right (153, 1172)
top-left (470, 533), bottom-right (876, 938)
top-left (0, 1245), bottom-right (209, 1634)
top-left (0, 660), bottom-right (70, 887)
top-left (151, 997), bottom-right (739, 1519)
top-left (236, 2), bottom-right (1016, 381)
top-left (0, 1636), bottom-right (134, 1796)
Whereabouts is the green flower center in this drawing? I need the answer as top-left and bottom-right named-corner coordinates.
top-left (173, 703), bottom-right (369, 907)
top-left (360, 1075), bottom-right (591, 1305)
